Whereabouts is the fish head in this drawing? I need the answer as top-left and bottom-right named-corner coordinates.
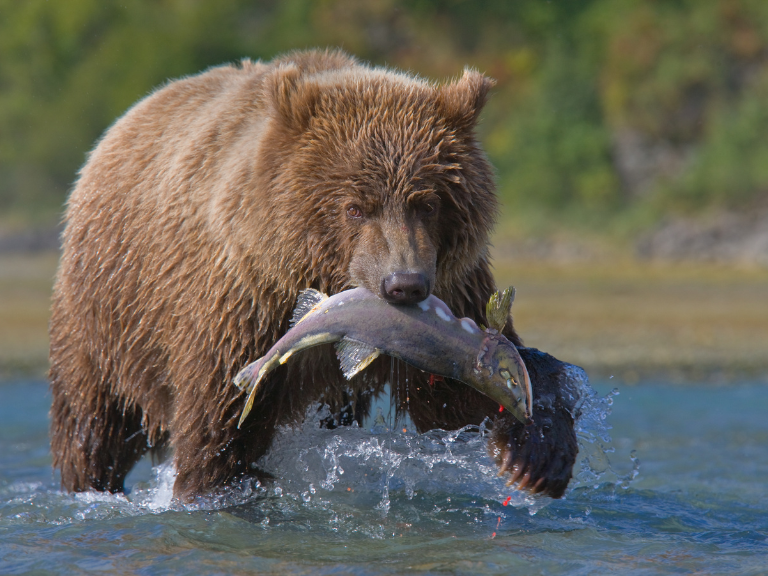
top-left (474, 335), bottom-right (533, 424)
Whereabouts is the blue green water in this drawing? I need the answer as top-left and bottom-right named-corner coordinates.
top-left (1, 379), bottom-right (767, 575)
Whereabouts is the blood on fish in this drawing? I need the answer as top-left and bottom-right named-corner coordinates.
top-left (502, 496), bottom-right (512, 506)
top-left (428, 373), bottom-right (444, 386)
top-left (499, 404), bottom-right (504, 413)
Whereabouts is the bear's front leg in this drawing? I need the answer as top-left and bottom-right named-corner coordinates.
top-left (170, 368), bottom-right (281, 500)
top-left (489, 347), bottom-right (582, 498)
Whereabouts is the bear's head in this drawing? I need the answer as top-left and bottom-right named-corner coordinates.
top-left (255, 55), bottom-right (498, 304)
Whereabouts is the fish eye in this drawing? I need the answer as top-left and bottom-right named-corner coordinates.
top-left (346, 205), bottom-right (364, 219)
top-left (500, 368), bottom-right (518, 388)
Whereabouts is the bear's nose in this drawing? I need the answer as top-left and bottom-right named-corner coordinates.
top-left (381, 272), bottom-right (429, 305)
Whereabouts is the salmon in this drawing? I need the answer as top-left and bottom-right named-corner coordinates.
top-left (235, 287), bottom-right (533, 428)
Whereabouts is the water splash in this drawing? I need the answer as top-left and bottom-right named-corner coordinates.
top-left (255, 374), bottom-right (633, 518)
top-left (259, 403), bottom-right (524, 513)
top-left (150, 368), bottom-right (634, 519)
top-left (1, 369), bottom-right (632, 530)
top-left (125, 462), bottom-right (179, 511)
top-left (569, 373), bottom-right (640, 493)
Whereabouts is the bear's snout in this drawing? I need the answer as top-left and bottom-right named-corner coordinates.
top-left (348, 214), bottom-right (437, 305)
top-left (381, 271), bottom-right (429, 305)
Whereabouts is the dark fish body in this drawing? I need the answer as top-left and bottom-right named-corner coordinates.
top-left (235, 287), bottom-right (533, 427)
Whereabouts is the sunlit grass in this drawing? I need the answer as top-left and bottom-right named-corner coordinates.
top-left (1, 251), bottom-right (767, 383)
top-left (0, 253), bottom-right (58, 379)
top-left (493, 256), bottom-right (768, 383)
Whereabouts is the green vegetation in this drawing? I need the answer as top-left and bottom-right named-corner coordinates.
top-left (2, 0), bottom-right (768, 233)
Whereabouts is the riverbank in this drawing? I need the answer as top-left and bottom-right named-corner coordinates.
top-left (0, 253), bottom-right (57, 379)
top-left (493, 255), bottom-right (768, 383)
top-left (2, 251), bottom-right (767, 383)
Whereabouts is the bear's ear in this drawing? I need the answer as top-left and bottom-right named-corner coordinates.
top-left (265, 63), bottom-right (321, 132)
top-left (436, 69), bottom-right (496, 131)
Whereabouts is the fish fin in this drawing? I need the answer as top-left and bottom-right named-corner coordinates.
top-left (486, 286), bottom-right (516, 333)
top-left (335, 337), bottom-right (380, 379)
top-left (290, 289), bottom-right (329, 327)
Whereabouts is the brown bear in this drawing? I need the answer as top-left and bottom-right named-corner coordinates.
top-left (49, 50), bottom-right (578, 501)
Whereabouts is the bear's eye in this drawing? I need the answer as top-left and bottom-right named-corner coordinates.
top-left (419, 202), bottom-right (438, 218)
top-left (346, 205), bottom-right (364, 219)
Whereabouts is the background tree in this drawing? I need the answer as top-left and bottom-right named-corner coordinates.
top-left (2, 0), bottom-right (767, 234)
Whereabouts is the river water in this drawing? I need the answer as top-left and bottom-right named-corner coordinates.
top-left (1, 378), bottom-right (766, 575)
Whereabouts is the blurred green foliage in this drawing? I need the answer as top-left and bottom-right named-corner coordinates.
top-left (2, 0), bottom-right (768, 230)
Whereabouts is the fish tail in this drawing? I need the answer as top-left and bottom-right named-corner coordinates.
top-left (234, 359), bottom-right (266, 428)
top-left (238, 384), bottom-right (257, 428)
top-left (233, 360), bottom-right (259, 390)
top-left (237, 366), bottom-right (267, 428)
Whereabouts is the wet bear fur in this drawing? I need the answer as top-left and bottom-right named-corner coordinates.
top-left (49, 50), bottom-right (578, 501)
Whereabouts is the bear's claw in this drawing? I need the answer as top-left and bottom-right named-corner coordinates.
top-left (490, 410), bottom-right (577, 499)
